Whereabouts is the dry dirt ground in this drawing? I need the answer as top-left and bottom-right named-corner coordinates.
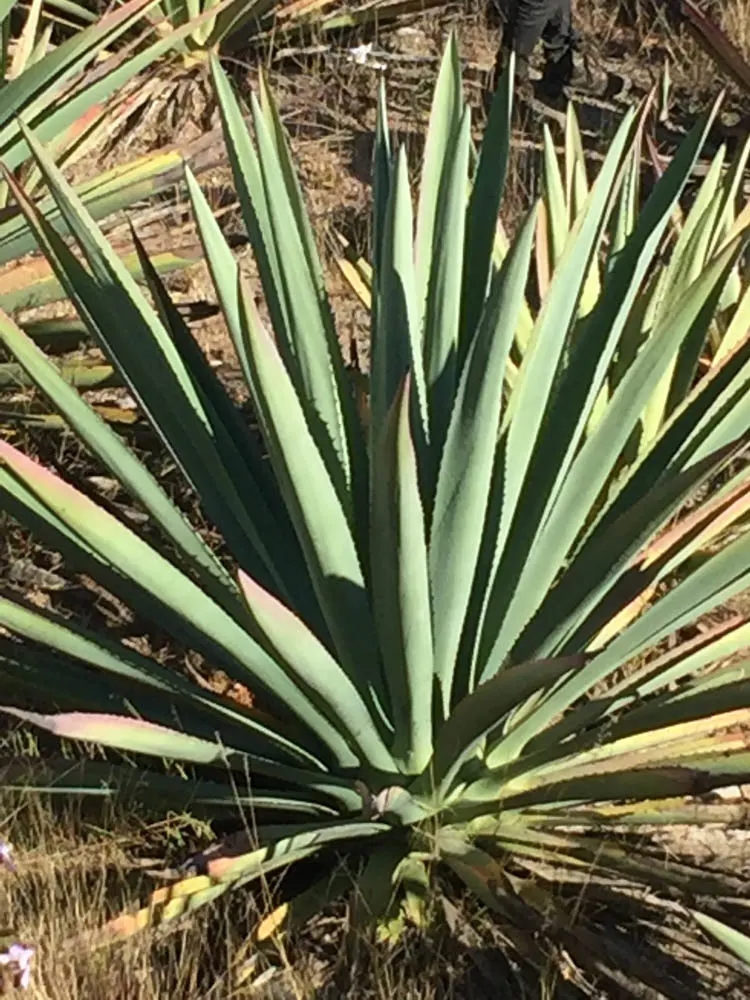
top-left (3, 2), bottom-right (750, 998)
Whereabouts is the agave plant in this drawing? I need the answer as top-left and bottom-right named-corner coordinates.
top-left (0, 0), bottom-right (240, 416)
top-left (341, 95), bottom-right (750, 425)
top-left (133, 0), bottom-right (449, 63)
top-left (337, 95), bottom-right (750, 641)
top-left (135, 0), bottom-right (389, 59)
top-left (3, 37), bottom-right (750, 990)
top-left (535, 103), bottom-right (750, 373)
top-left (142, 0), bottom-right (279, 57)
top-left (0, 0), bottom-right (199, 188)
top-left (0, 0), bottom-right (201, 313)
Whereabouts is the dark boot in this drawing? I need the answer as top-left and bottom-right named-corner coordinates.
top-left (539, 47), bottom-right (575, 100)
top-left (540, 47), bottom-right (608, 100)
top-left (536, 1), bottom-right (578, 101)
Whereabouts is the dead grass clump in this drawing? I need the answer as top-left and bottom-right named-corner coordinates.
top-left (0, 788), bottom-right (534, 1000)
top-left (0, 791), bottom-right (244, 1000)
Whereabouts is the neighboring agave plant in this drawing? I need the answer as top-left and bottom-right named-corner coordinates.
top-left (138, 0), bottom-right (430, 59)
top-left (533, 101), bottom-right (750, 378)
top-left (340, 92), bottom-right (750, 448)
top-left (0, 0), bottom-right (238, 416)
top-left (3, 35), bottom-right (750, 990)
top-left (0, 0), bottom-right (207, 320)
top-left (0, 0), bottom-right (202, 203)
top-left (144, 0), bottom-right (280, 56)
top-left (337, 95), bottom-right (750, 644)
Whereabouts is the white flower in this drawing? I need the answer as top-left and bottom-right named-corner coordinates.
top-left (0, 841), bottom-right (15, 873)
top-left (346, 43), bottom-right (387, 71)
top-left (0, 943), bottom-right (34, 989)
top-left (348, 42), bottom-right (372, 65)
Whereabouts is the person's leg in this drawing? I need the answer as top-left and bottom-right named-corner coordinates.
top-left (540, 0), bottom-right (575, 60)
top-left (507, 0), bottom-right (558, 59)
top-left (493, 0), bottom-right (556, 90)
top-left (539, 0), bottom-right (579, 94)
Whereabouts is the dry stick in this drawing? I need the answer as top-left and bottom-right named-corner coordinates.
top-left (672, 0), bottom-right (750, 97)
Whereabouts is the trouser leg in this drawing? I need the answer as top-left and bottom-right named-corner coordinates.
top-left (493, 0), bottom-right (575, 92)
top-left (540, 0), bottom-right (579, 91)
top-left (493, 1), bottom-right (541, 91)
top-left (504, 0), bottom-right (556, 57)
top-left (541, 0), bottom-right (576, 61)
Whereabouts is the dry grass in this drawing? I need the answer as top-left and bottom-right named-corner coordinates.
top-left (592, 0), bottom-right (750, 103)
top-left (0, 792), bottom-right (241, 999)
top-left (0, 786), bottom-right (532, 999)
top-left (708, 0), bottom-right (750, 61)
top-left (4, 782), bottom-right (749, 1000)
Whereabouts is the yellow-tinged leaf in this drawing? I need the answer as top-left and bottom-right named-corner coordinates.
top-left (640, 473), bottom-right (750, 570)
top-left (721, 197), bottom-right (750, 249)
top-left (535, 199), bottom-right (551, 301)
top-left (587, 584), bottom-right (657, 652)
top-left (0, 245), bottom-right (201, 312)
top-left (504, 708), bottom-right (750, 794)
top-left (256, 903), bottom-right (290, 941)
top-left (590, 473), bottom-right (750, 650)
top-left (104, 873), bottom-right (221, 938)
top-left (11, 0), bottom-right (43, 80)
top-left (714, 286), bottom-right (750, 365)
top-left (376, 909), bottom-right (407, 944)
top-left (277, 0), bottom-right (339, 18)
top-left (336, 256), bottom-right (371, 309)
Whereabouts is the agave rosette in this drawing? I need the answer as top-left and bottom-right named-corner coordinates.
top-left (140, 0), bottom-right (409, 56)
top-left (2, 39), bottom-right (750, 986)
